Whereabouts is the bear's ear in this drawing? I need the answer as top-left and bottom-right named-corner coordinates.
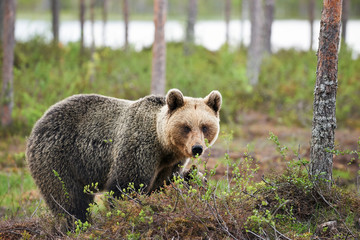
top-left (204, 90), bottom-right (222, 114)
top-left (166, 89), bottom-right (184, 113)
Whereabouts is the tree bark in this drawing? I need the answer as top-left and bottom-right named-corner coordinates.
top-left (0, 1), bottom-right (4, 44)
top-left (184, 0), bottom-right (197, 55)
top-left (102, 0), bottom-right (108, 46)
top-left (1, 0), bottom-right (16, 127)
top-left (264, 0), bottom-right (274, 54)
top-left (51, 0), bottom-right (60, 44)
top-left (310, 0), bottom-right (343, 188)
top-left (341, 0), bottom-right (350, 41)
top-left (247, 0), bottom-right (264, 86)
top-left (151, 0), bottom-right (167, 95)
top-left (225, 0), bottom-right (231, 45)
top-left (90, 0), bottom-right (95, 83)
top-left (308, 0), bottom-right (315, 51)
top-left (122, 0), bottom-right (129, 51)
top-left (240, 0), bottom-right (248, 46)
top-left (79, 0), bottom-right (85, 57)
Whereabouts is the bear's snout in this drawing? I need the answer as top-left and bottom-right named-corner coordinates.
top-left (192, 145), bottom-right (203, 157)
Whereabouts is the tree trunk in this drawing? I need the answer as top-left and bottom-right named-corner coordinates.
top-left (1, 0), bottom-right (16, 127)
top-left (240, 0), bottom-right (248, 46)
top-left (79, 0), bottom-right (85, 57)
top-left (225, 0), bottom-right (231, 45)
top-left (310, 0), bottom-right (342, 188)
top-left (0, 1), bottom-right (4, 44)
top-left (264, 0), bottom-right (274, 54)
top-left (184, 0), bottom-right (197, 55)
top-left (151, 0), bottom-right (167, 95)
top-left (247, 0), bottom-right (264, 86)
top-left (341, 0), bottom-right (349, 41)
top-left (51, 0), bottom-right (60, 44)
top-left (308, 0), bottom-right (315, 51)
top-left (122, 0), bottom-right (129, 51)
top-left (90, 0), bottom-right (95, 83)
top-left (102, 0), bottom-right (108, 46)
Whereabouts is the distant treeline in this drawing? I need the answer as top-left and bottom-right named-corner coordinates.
top-left (17, 0), bottom-right (360, 20)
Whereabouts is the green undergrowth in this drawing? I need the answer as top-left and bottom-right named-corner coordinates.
top-left (1, 37), bottom-right (360, 137)
top-left (1, 133), bottom-right (359, 239)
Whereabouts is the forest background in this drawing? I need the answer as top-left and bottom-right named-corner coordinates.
top-left (1, 0), bottom-right (360, 239)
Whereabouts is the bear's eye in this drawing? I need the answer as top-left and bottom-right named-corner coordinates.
top-left (202, 125), bottom-right (208, 133)
top-left (183, 126), bottom-right (191, 134)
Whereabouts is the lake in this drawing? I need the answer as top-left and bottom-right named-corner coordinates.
top-left (15, 19), bottom-right (360, 56)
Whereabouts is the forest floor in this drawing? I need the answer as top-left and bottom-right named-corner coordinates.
top-left (207, 111), bottom-right (360, 186)
top-left (0, 111), bottom-right (359, 239)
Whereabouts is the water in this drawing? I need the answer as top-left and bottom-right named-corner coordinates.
top-left (15, 19), bottom-right (360, 56)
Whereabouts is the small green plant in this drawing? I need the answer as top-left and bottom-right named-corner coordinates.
top-left (52, 170), bottom-right (69, 200)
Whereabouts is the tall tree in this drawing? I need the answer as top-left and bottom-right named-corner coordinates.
top-left (102, 0), bottom-right (108, 46)
top-left (1, 0), bottom-right (16, 127)
top-left (308, 0), bottom-right (315, 50)
top-left (51, 0), bottom-right (60, 44)
top-left (310, 0), bottom-right (343, 188)
top-left (90, 0), bottom-right (96, 83)
top-left (240, 0), bottom-right (247, 46)
top-left (122, 0), bottom-right (129, 51)
top-left (184, 0), bottom-right (197, 55)
top-left (264, 0), bottom-right (274, 54)
top-left (151, 0), bottom-right (167, 95)
top-left (247, 0), bottom-right (264, 86)
top-left (225, 0), bottom-right (231, 45)
top-left (0, 1), bottom-right (4, 44)
top-left (341, 0), bottom-right (350, 41)
top-left (79, 0), bottom-right (85, 57)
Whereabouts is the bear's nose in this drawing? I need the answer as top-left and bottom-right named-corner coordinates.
top-left (192, 145), bottom-right (203, 157)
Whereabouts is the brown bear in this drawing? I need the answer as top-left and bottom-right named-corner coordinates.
top-left (26, 89), bottom-right (222, 226)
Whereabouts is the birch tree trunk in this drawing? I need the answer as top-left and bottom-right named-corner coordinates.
top-left (122, 0), bottom-right (129, 51)
top-left (1, 0), bottom-right (16, 127)
top-left (308, 0), bottom-right (315, 51)
top-left (184, 0), bottom-right (197, 55)
top-left (247, 0), bottom-right (264, 86)
top-left (151, 0), bottom-right (167, 95)
top-left (51, 0), bottom-right (59, 44)
top-left (310, 0), bottom-right (342, 188)
top-left (264, 0), bottom-right (274, 54)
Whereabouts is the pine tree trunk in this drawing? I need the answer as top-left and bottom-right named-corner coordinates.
top-left (310, 0), bottom-right (343, 188)
top-left (79, 0), bottom-right (85, 59)
top-left (264, 0), bottom-right (274, 54)
top-left (247, 0), bottom-right (264, 86)
top-left (1, 0), bottom-right (16, 127)
top-left (51, 0), bottom-right (59, 44)
top-left (308, 0), bottom-right (315, 51)
top-left (240, 0), bottom-right (247, 46)
top-left (225, 0), bottom-right (231, 45)
top-left (122, 0), bottom-right (129, 51)
top-left (89, 0), bottom-right (95, 83)
top-left (341, 0), bottom-right (349, 41)
top-left (102, 0), bottom-right (108, 46)
top-left (151, 0), bottom-right (167, 95)
top-left (184, 0), bottom-right (197, 55)
top-left (0, 1), bottom-right (4, 44)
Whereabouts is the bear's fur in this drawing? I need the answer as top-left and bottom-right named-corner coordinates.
top-left (26, 89), bottom-right (222, 225)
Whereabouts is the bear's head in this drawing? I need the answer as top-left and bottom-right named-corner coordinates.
top-left (158, 89), bottom-right (222, 158)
